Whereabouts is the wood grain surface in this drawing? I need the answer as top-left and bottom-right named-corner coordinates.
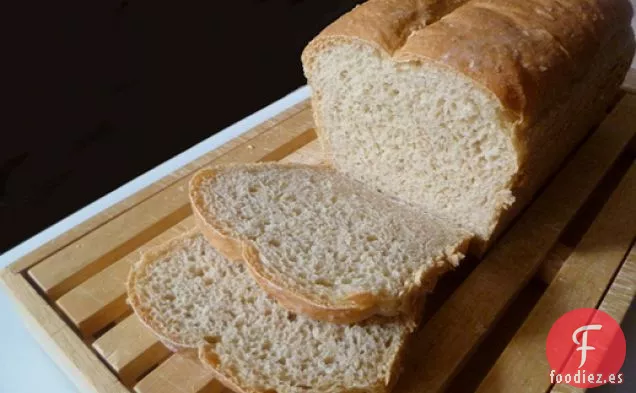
top-left (133, 352), bottom-right (223, 393)
top-left (93, 315), bottom-right (171, 386)
top-left (477, 163), bottom-right (636, 392)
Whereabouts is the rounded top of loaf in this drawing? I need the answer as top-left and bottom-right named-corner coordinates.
top-left (302, 0), bottom-right (634, 124)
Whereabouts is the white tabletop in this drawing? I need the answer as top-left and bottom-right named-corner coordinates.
top-left (0, 84), bottom-right (634, 392)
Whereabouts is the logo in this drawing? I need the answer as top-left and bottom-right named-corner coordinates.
top-left (572, 324), bottom-right (602, 368)
top-left (546, 308), bottom-right (626, 388)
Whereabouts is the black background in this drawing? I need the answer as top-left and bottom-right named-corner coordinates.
top-left (1, 0), bottom-right (363, 253)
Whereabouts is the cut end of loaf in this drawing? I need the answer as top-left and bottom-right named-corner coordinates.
top-left (305, 39), bottom-right (519, 242)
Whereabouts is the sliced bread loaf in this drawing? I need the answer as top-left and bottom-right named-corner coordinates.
top-left (127, 231), bottom-right (409, 393)
top-left (189, 163), bottom-right (470, 325)
top-left (302, 0), bottom-right (635, 250)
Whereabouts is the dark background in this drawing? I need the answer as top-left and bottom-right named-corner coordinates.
top-left (1, 0), bottom-right (363, 253)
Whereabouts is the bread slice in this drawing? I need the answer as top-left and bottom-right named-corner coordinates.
top-left (302, 0), bottom-right (635, 250)
top-left (127, 231), bottom-right (409, 393)
top-left (189, 163), bottom-right (470, 325)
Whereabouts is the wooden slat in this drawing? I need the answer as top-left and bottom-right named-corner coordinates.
top-left (9, 100), bottom-right (310, 274)
top-left (536, 243), bottom-right (575, 284)
top-left (549, 246), bottom-right (636, 393)
top-left (134, 352), bottom-right (223, 393)
top-left (0, 270), bottom-right (128, 393)
top-left (93, 314), bottom-right (170, 386)
top-left (394, 94), bottom-right (636, 393)
top-left (476, 163), bottom-right (636, 393)
top-left (279, 139), bottom-right (324, 165)
top-left (27, 110), bottom-right (315, 299)
top-left (56, 217), bottom-right (195, 337)
top-left (595, 247), bottom-right (636, 321)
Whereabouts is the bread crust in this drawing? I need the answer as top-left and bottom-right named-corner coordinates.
top-left (303, 0), bottom-right (632, 122)
top-left (189, 164), bottom-right (470, 326)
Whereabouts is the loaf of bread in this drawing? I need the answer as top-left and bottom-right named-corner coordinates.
top-left (190, 163), bottom-right (470, 325)
top-left (127, 231), bottom-right (409, 393)
top-left (128, 3), bottom-right (635, 391)
top-left (302, 0), bottom-right (635, 251)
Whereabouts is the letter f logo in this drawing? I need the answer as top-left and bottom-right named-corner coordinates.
top-left (572, 324), bottom-right (602, 368)
top-left (547, 309), bottom-right (626, 388)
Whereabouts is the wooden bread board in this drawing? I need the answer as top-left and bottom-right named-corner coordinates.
top-left (2, 77), bottom-right (636, 393)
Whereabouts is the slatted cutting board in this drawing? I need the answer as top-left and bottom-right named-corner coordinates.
top-left (2, 78), bottom-right (636, 393)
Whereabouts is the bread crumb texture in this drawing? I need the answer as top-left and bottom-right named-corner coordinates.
top-left (194, 164), bottom-right (468, 312)
top-left (130, 232), bottom-right (407, 393)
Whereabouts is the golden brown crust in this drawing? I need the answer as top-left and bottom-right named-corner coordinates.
top-left (304, 0), bottom-right (469, 57)
top-left (189, 163), bottom-right (469, 326)
top-left (470, 24), bottom-right (636, 256)
top-left (304, 0), bottom-right (633, 122)
top-left (400, 0), bottom-right (632, 122)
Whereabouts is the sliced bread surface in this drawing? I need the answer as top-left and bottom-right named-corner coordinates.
top-left (127, 231), bottom-right (408, 393)
top-left (189, 163), bottom-right (471, 324)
